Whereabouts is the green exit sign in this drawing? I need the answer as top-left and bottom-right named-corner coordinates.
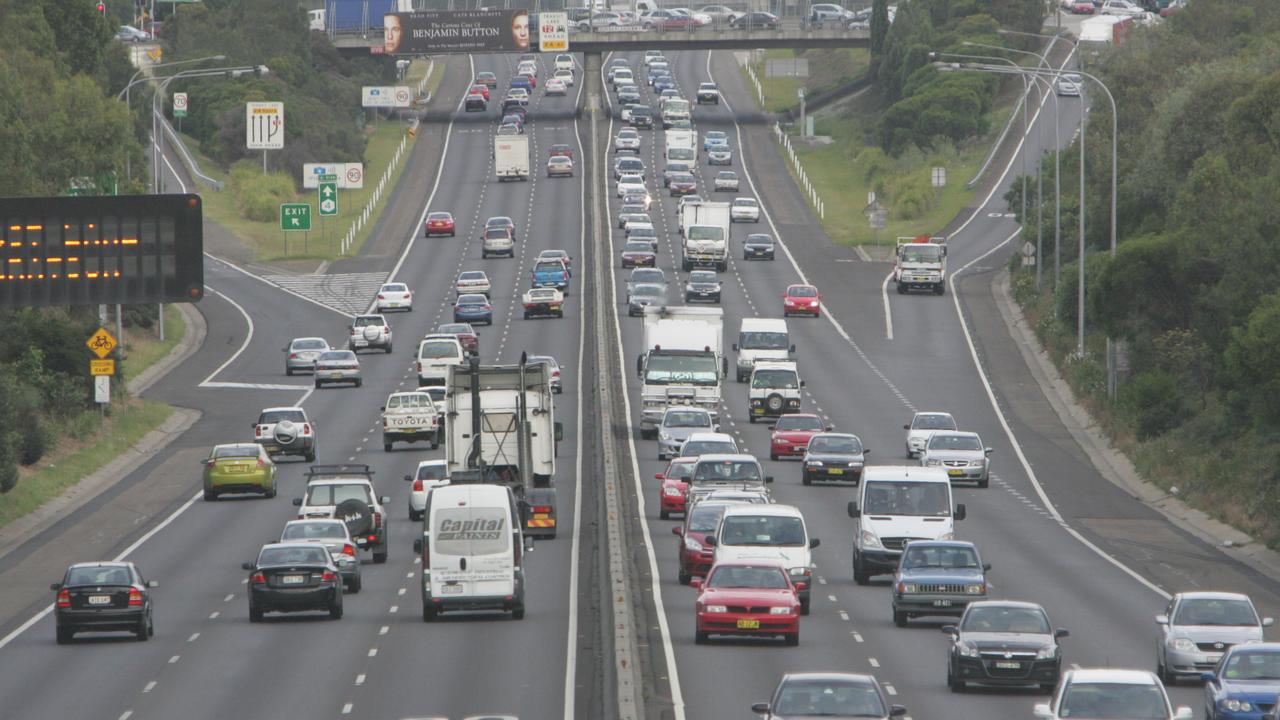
top-left (280, 203), bottom-right (311, 231)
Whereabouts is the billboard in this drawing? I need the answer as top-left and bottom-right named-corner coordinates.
top-left (382, 10), bottom-right (531, 55)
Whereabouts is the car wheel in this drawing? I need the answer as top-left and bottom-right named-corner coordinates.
top-left (977, 477), bottom-right (989, 489)
top-left (409, 508), bottom-right (421, 522)
top-left (770, 452), bottom-right (778, 461)
top-left (785, 628), bottom-right (799, 646)
top-left (749, 415), bottom-right (756, 424)
top-left (285, 368), bottom-right (294, 376)
top-left (422, 604), bottom-right (438, 622)
top-left (1158, 660), bottom-right (1174, 685)
top-left (893, 607), bottom-right (907, 627)
top-left (315, 379), bottom-right (322, 388)
top-left (800, 598), bottom-right (810, 616)
top-left (305, 450), bottom-right (317, 463)
top-left (802, 472), bottom-right (811, 486)
top-left (56, 625), bottom-right (73, 644)
top-left (897, 282), bottom-right (907, 295)
top-left (373, 548), bottom-right (388, 564)
top-left (948, 663), bottom-right (966, 693)
top-left (204, 490), bottom-right (217, 502)
top-left (264, 486), bottom-right (276, 499)
top-left (355, 379), bottom-right (363, 387)
top-left (678, 569), bottom-right (691, 586)
top-left (695, 627), bottom-right (709, 644)
top-left (660, 508), bottom-right (669, 520)
top-left (329, 599), bottom-right (343, 620)
top-left (853, 552), bottom-right (870, 585)
top-left (736, 371), bottom-right (746, 383)
top-left (511, 604), bottom-right (526, 620)
top-left (385, 345), bottom-right (392, 354)
top-left (384, 442), bottom-right (393, 452)
top-left (431, 438), bottom-right (439, 450)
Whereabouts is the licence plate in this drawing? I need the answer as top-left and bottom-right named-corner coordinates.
top-left (440, 584), bottom-right (463, 595)
top-left (948, 469), bottom-right (965, 477)
top-left (353, 340), bottom-right (368, 346)
top-left (753, 408), bottom-right (765, 414)
top-left (281, 575), bottom-right (305, 585)
top-left (828, 468), bottom-right (844, 475)
top-left (995, 661), bottom-right (1021, 669)
top-left (88, 595), bottom-right (111, 605)
top-left (933, 599), bottom-right (953, 607)
top-left (736, 618), bottom-right (761, 629)
top-left (330, 373), bottom-right (343, 379)
top-left (227, 465), bottom-right (249, 474)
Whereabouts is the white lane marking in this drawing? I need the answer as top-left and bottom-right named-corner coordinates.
top-left (187, 632), bottom-right (200, 642)
top-left (868, 658), bottom-right (880, 668)
top-left (397, 587), bottom-right (406, 596)
top-left (208, 611), bottom-right (219, 619)
top-left (838, 611), bottom-right (850, 621)
top-left (367, 647), bottom-right (378, 657)
top-left (356, 673), bottom-right (366, 686)
top-left (389, 605), bottom-right (399, 613)
top-left (204, 254), bottom-right (352, 320)
top-left (223, 594), bottom-right (233, 602)
top-left (885, 684), bottom-right (898, 696)
top-left (197, 287), bottom-right (256, 387)
top-left (201, 382), bottom-right (308, 391)
top-left (168, 655), bottom-right (180, 664)
top-left (379, 625), bottom-right (389, 636)
top-left (342, 703), bottom-right (354, 715)
top-left (602, 50), bottom-right (686, 720)
top-left (853, 632), bottom-right (864, 642)
top-left (119, 712), bottom-right (133, 720)
top-left (880, 271), bottom-right (894, 340)
top-left (158, 144), bottom-right (188, 193)
top-left (949, 229), bottom-right (1171, 600)
top-left (828, 594), bottom-right (838, 602)
top-left (143, 681), bottom-right (157, 693)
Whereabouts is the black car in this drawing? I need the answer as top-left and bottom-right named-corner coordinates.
top-left (731, 11), bottom-right (780, 29)
top-left (943, 600), bottom-right (1068, 693)
top-left (892, 540), bottom-right (987, 626)
top-left (243, 543), bottom-right (344, 621)
top-left (743, 233), bottom-right (776, 260)
top-left (465, 95), bottom-right (487, 112)
top-left (630, 107), bottom-right (654, 128)
top-left (801, 432), bottom-right (867, 485)
top-left (52, 562), bottom-right (157, 643)
top-left (501, 98), bottom-right (523, 115)
top-left (684, 270), bottom-right (722, 303)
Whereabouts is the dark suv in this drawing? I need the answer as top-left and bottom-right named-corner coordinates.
top-left (891, 540), bottom-right (988, 626)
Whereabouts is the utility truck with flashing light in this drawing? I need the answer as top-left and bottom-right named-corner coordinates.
top-left (636, 306), bottom-right (726, 438)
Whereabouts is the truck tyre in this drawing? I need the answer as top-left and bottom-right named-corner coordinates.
top-left (737, 370), bottom-right (746, 383)
top-left (802, 471), bottom-right (811, 486)
top-left (431, 438), bottom-right (439, 450)
top-left (678, 569), bottom-right (691, 585)
top-left (936, 282), bottom-right (946, 295)
top-left (384, 442), bottom-right (393, 452)
top-left (305, 449), bottom-right (317, 463)
top-left (682, 259), bottom-right (691, 272)
top-left (897, 282), bottom-right (907, 294)
top-left (373, 545), bottom-right (388, 564)
top-left (893, 607), bottom-right (907, 627)
top-left (347, 575), bottom-right (361, 594)
top-left (422, 603), bottom-right (438, 622)
top-left (512, 604), bottom-right (525, 620)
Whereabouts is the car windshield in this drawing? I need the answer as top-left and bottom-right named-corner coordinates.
top-left (259, 410), bottom-right (305, 424)
top-left (631, 283), bottom-right (663, 298)
top-left (717, 172), bottom-right (736, 180)
top-left (746, 234), bottom-right (774, 245)
top-left (693, 460), bottom-right (761, 484)
top-left (719, 515), bottom-right (804, 546)
top-left (862, 481), bottom-right (950, 517)
top-left (213, 444), bottom-right (259, 459)
top-left (439, 324), bottom-right (471, 334)
top-left (810, 436), bottom-right (862, 454)
top-left (66, 566), bottom-right (132, 586)
top-left (625, 242), bottom-right (653, 253)
top-left (673, 174), bottom-right (696, 183)
top-left (1223, 650), bottom-right (1280, 680)
top-left (292, 339), bottom-right (327, 350)
top-left (928, 435), bottom-right (982, 451)
top-left (458, 295), bottom-right (487, 306)
top-left (305, 484), bottom-right (372, 506)
top-left (420, 341), bottom-right (460, 359)
top-left (913, 414), bottom-right (957, 430)
top-left (353, 316), bottom-right (383, 327)
top-left (788, 286), bottom-right (817, 297)
top-left (535, 261), bottom-right (566, 272)
top-left (775, 416), bottom-right (823, 431)
top-left (528, 290), bottom-right (557, 301)
top-left (1059, 682), bottom-right (1169, 719)
top-left (664, 410), bottom-right (711, 428)
top-left (317, 351), bottom-right (355, 362)
top-left (682, 441), bottom-right (736, 457)
top-left (550, 157), bottom-right (570, 164)
top-left (707, 565), bottom-right (789, 589)
top-left (902, 545), bottom-right (979, 569)
top-left (740, 331), bottom-right (788, 350)
top-left (961, 606), bottom-right (1051, 634)
top-left (773, 680), bottom-right (885, 717)
top-left (1174, 598), bottom-right (1259, 626)
top-left (668, 163), bottom-right (690, 173)
top-left (666, 460), bottom-right (696, 480)
top-left (902, 245), bottom-right (943, 263)
top-left (416, 463), bottom-right (448, 480)
top-left (689, 272), bottom-right (717, 283)
top-left (751, 369), bottom-right (799, 389)
top-left (386, 394), bottom-right (432, 410)
top-left (687, 505), bottom-right (726, 532)
top-left (459, 272), bottom-right (486, 281)
top-left (258, 546), bottom-right (330, 565)
top-left (282, 523), bottom-right (347, 541)
top-left (643, 354), bottom-right (718, 384)
top-left (734, 199), bottom-right (757, 207)
top-left (382, 284), bottom-right (407, 293)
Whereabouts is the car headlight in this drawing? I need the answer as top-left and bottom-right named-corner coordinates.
top-left (860, 530), bottom-right (882, 549)
top-left (966, 583), bottom-right (985, 595)
top-left (663, 487), bottom-right (683, 497)
top-left (1171, 638), bottom-right (1196, 652)
top-left (658, 431), bottom-right (670, 441)
top-left (938, 532), bottom-right (955, 541)
top-left (926, 459), bottom-right (943, 466)
top-left (684, 537), bottom-right (703, 551)
top-left (1223, 700), bottom-right (1254, 712)
top-left (1036, 645), bottom-right (1058, 660)
top-left (703, 604), bottom-right (727, 614)
top-left (970, 459), bottom-right (985, 467)
top-left (958, 641), bottom-right (980, 658)
top-left (769, 606), bottom-right (794, 615)
top-left (898, 582), bottom-right (918, 594)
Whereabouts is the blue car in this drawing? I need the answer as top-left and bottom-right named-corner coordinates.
top-left (510, 75), bottom-right (533, 91)
top-left (652, 78), bottom-right (676, 94)
top-left (453, 293), bottom-right (493, 325)
top-left (1203, 643), bottom-right (1280, 720)
top-left (703, 131), bottom-right (729, 152)
top-left (531, 260), bottom-right (571, 291)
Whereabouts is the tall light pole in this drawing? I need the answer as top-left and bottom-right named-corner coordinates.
top-left (117, 55), bottom-right (226, 183)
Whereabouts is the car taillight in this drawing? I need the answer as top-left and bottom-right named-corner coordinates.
top-left (413, 479), bottom-right (424, 492)
top-left (321, 571), bottom-right (338, 582)
top-left (255, 426), bottom-right (263, 437)
top-left (343, 544), bottom-right (356, 556)
top-left (532, 505), bottom-right (552, 514)
top-left (377, 294), bottom-right (385, 300)
top-left (383, 327), bottom-right (391, 333)
top-left (128, 588), bottom-right (144, 606)
top-left (251, 572), bottom-right (266, 584)
top-left (552, 371), bottom-right (561, 378)
top-left (417, 361), bottom-right (423, 373)
top-left (302, 424), bottom-right (312, 435)
top-left (205, 459), bottom-right (216, 468)
top-left (289, 353), bottom-right (299, 359)
top-left (257, 458), bottom-right (267, 468)
top-left (56, 589), bottom-right (71, 608)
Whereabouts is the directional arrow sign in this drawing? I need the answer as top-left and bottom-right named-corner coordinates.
top-left (280, 203), bottom-right (312, 231)
top-left (318, 182), bottom-right (337, 217)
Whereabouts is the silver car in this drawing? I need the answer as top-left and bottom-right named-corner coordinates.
top-left (707, 146), bottom-right (733, 165)
top-left (628, 282), bottom-right (667, 316)
top-left (313, 350), bottom-right (362, 388)
top-left (919, 431), bottom-right (991, 487)
top-left (714, 171), bottom-right (739, 192)
top-left (1156, 592), bottom-right (1274, 683)
top-left (284, 337), bottom-right (330, 375)
top-left (349, 314), bottom-right (392, 353)
top-left (279, 519), bottom-right (362, 592)
top-left (904, 411), bottom-right (957, 458)
top-left (658, 407), bottom-right (716, 460)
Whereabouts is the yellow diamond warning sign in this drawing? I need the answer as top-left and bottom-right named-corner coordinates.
top-left (87, 327), bottom-right (118, 358)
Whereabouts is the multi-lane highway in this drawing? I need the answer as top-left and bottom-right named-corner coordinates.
top-left (0, 40), bottom-right (1277, 720)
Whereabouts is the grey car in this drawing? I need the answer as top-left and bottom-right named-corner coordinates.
top-left (313, 350), bottom-right (362, 388)
top-left (945, 600), bottom-right (1068, 693)
top-left (891, 540), bottom-right (988, 626)
top-left (707, 147), bottom-right (733, 165)
top-left (801, 432), bottom-right (867, 485)
top-left (628, 282), bottom-right (667, 316)
top-left (1156, 591), bottom-right (1274, 683)
top-left (920, 431), bottom-right (992, 487)
top-left (284, 337), bottom-right (330, 375)
top-left (743, 233), bottom-right (775, 260)
top-left (752, 673), bottom-right (905, 720)
top-left (279, 519), bottom-right (362, 593)
top-left (658, 407), bottom-right (716, 460)
top-left (684, 270), bottom-right (722, 303)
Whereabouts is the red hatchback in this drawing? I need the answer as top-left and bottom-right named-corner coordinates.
top-left (425, 212), bottom-right (455, 237)
top-left (436, 322), bottom-right (479, 356)
top-left (468, 84), bottom-right (490, 101)
top-left (783, 284), bottom-right (822, 317)
top-left (673, 501), bottom-right (736, 585)
top-left (770, 413), bottom-right (831, 461)
top-left (692, 562), bottom-right (801, 646)
top-left (655, 457), bottom-right (696, 519)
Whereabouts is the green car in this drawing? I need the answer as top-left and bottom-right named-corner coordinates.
top-left (203, 444), bottom-right (277, 501)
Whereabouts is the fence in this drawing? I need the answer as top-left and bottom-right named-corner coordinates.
top-left (773, 123), bottom-right (825, 220)
top-left (745, 62), bottom-right (765, 108)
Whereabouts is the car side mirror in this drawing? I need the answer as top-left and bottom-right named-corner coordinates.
top-left (380, 406), bottom-right (386, 411)
top-left (789, 344), bottom-right (796, 352)
top-left (889, 706), bottom-right (907, 718)
top-left (1033, 704), bottom-right (1054, 720)
top-left (1055, 628), bottom-right (1070, 639)
top-left (292, 498), bottom-right (303, 506)
top-left (903, 424), bottom-right (910, 430)
top-left (405, 475), bottom-right (414, 482)
top-left (672, 526), bottom-right (683, 536)
top-left (985, 447), bottom-right (994, 455)
top-left (764, 476), bottom-right (773, 484)
top-left (241, 562), bottom-right (255, 571)
top-left (981, 563), bottom-right (992, 572)
top-left (555, 422), bottom-right (564, 442)
top-left (751, 702), bottom-right (770, 715)
top-left (50, 583), bottom-right (61, 591)
top-left (955, 503), bottom-right (966, 521)
top-left (809, 538), bottom-right (820, 549)
top-left (799, 380), bottom-right (806, 387)
top-left (941, 624), bottom-right (957, 636)
top-left (413, 539), bottom-right (423, 554)
top-left (704, 535), bottom-right (717, 547)
top-left (826, 425), bottom-right (834, 431)
top-left (863, 449), bottom-right (871, 455)
top-left (281, 347), bottom-right (288, 352)
top-left (1200, 672), bottom-right (1216, 682)
top-left (655, 473), bottom-right (665, 480)
top-left (1173, 708), bottom-right (1193, 720)
top-left (847, 501), bottom-right (860, 518)
top-left (714, 424), bottom-right (721, 432)
top-left (731, 343), bottom-right (739, 351)
top-left (1264, 617), bottom-right (1275, 627)
top-left (147, 580), bottom-right (160, 588)
top-left (689, 577), bottom-right (703, 590)
top-left (1155, 614), bottom-right (1169, 625)
top-left (524, 536), bottom-right (535, 553)
top-left (380, 496), bottom-right (391, 504)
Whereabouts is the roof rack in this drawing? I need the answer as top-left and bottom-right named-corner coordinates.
top-left (305, 464), bottom-right (374, 481)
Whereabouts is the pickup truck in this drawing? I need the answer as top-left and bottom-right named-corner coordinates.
top-left (381, 391), bottom-right (441, 451)
top-left (523, 287), bottom-right (566, 319)
top-left (531, 259), bottom-right (571, 292)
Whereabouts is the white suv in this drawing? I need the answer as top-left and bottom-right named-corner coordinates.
top-left (417, 335), bottom-right (465, 387)
top-left (349, 314), bottom-right (392, 353)
top-left (712, 503), bottom-right (818, 614)
top-left (292, 465), bottom-right (391, 564)
top-left (254, 406), bottom-right (316, 461)
top-left (748, 361), bottom-right (803, 422)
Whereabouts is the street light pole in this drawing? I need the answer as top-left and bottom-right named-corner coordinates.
top-left (118, 55), bottom-right (226, 184)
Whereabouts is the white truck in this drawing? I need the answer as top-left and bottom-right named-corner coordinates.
top-left (664, 128), bottom-right (696, 163)
top-left (661, 98), bottom-right (691, 129)
top-left (445, 358), bottom-right (563, 539)
top-left (636, 306), bottom-right (726, 438)
top-left (495, 135), bottom-right (530, 182)
top-left (893, 235), bottom-right (947, 295)
top-left (679, 201), bottom-right (731, 271)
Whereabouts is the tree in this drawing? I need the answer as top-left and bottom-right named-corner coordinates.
top-left (1224, 291), bottom-right (1280, 427)
top-left (870, 0), bottom-right (890, 61)
top-left (1089, 234), bottom-right (1200, 341)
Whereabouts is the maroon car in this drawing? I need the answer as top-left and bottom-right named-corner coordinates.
top-left (673, 501), bottom-right (737, 585)
top-left (769, 413), bottom-right (831, 461)
top-left (436, 322), bottom-right (479, 356)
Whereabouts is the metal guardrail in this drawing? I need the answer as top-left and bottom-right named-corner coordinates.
top-left (155, 109), bottom-right (225, 190)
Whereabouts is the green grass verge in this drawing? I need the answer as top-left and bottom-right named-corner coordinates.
top-left (121, 304), bottom-right (186, 385)
top-left (0, 400), bottom-right (174, 530)
top-left (741, 49), bottom-right (871, 113)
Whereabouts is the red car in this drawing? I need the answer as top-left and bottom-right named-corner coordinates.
top-left (783, 284), bottom-right (822, 317)
top-left (475, 71), bottom-right (498, 88)
top-left (692, 562), bottom-right (801, 646)
top-left (548, 144), bottom-right (575, 160)
top-left (1068, 1), bottom-right (1096, 13)
top-left (468, 84), bottom-right (490, 101)
top-left (673, 501), bottom-right (736, 584)
top-left (655, 457), bottom-right (696, 520)
top-left (436, 322), bottom-right (479, 356)
top-left (519, 72), bottom-right (537, 88)
top-left (425, 211), bottom-right (455, 237)
top-left (769, 413), bottom-right (831, 461)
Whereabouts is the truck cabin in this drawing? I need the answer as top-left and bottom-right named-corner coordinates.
top-left (687, 225), bottom-right (725, 242)
top-left (899, 243), bottom-right (944, 264)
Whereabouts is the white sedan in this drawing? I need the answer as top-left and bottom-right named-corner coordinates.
top-left (406, 459), bottom-right (449, 521)
top-left (617, 175), bottom-right (648, 198)
top-left (614, 130), bottom-right (642, 152)
top-left (554, 68), bottom-right (575, 86)
top-left (375, 282), bottom-right (413, 312)
top-left (456, 270), bottom-right (491, 297)
top-left (546, 78), bottom-right (567, 96)
top-left (730, 197), bottom-right (760, 223)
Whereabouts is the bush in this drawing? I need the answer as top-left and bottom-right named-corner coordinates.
top-left (230, 161), bottom-right (296, 222)
top-left (0, 435), bottom-right (16, 493)
top-left (18, 419), bottom-right (48, 466)
top-left (1119, 370), bottom-right (1187, 440)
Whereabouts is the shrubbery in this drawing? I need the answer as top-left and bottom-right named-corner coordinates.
top-left (230, 161), bottom-right (297, 222)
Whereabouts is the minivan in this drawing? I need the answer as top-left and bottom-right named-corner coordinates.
top-left (847, 466), bottom-right (964, 585)
top-left (416, 335), bottom-right (465, 387)
top-left (708, 503), bottom-right (818, 614)
top-left (414, 484), bottom-right (533, 621)
top-left (733, 318), bottom-right (794, 382)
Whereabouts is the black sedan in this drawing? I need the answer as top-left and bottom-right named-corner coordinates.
top-left (731, 11), bottom-right (780, 29)
top-left (744, 233), bottom-right (776, 260)
top-left (684, 270), bottom-right (722, 303)
top-left (801, 432), bottom-right (867, 485)
top-left (943, 599), bottom-right (1068, 693)
top-left (53, 561), bottom-right (157, 643)
top-left (243, 543), bottom-right (344, 621)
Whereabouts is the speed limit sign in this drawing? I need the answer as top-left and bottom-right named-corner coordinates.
top-left (344, 164), bottom-right (364, 189)
top-left (173, 92), bottom-right (188, 118)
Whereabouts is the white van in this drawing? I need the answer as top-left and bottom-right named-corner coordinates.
top-left (733, 318), bottom-right (794, 382)
top-left (416, 335), bottom-right (465, 387)
top-left (709, 504), bottom-right (818, 614)
top-left (847, 466), bottom-right (965, 585)
top-left (414, 484), bottom-right (533, 621)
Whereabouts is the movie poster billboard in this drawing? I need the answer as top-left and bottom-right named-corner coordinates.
top-left (382, 10), bottom-right (531, 55)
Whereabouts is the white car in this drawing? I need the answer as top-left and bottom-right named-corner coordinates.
top-left (555, 54), bottom-right (574, 72)
top-left (553, 68), bottom-right (575, 86)
top-left (517, 60), bottom-right (538, 77)
top-left (375, 282), bottom-right (413, 312)
top-left (617, 175), bottom-right (648, 198)
top-left (417, 335), bottom-right (465, 387)
top-left (1100, 0), bottom-right (1145, 16)
top-left (546, 78), bottom-right (567, 95)
top-left (730, 197), bottom-right (760, 223)
top-left (254, 406), bottom-right (317, 461)
top-left (349, 314), bottom-right (392, 353)
top-left (610, 68), bottom-right (635, 86)
top-left (405, 459), bottom-right (449, 521)
top-left (713, 171), bottom-right (739, 192)
top-left (904, 411), bottom-right (957, 458)
top-left (293, 469), bottom-right (391, 563)
top-left (506, 87), bottom-right (530, 104)
top-left (1055, 73), bottom-right (1082, 97)
top-left (615, 129), bottom-right (642, 152)
top-left (1034, 669), bottom-right (1192, 720)
top-left (456, 270), bottom-right (491, 297)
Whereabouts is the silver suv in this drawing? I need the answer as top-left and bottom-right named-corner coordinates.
top-left (349, 314), bottom-right (392, 353)
top-left (292, 465), bottom-right (390, 564)
top-left (254, 406), bottom-right (316, 462)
